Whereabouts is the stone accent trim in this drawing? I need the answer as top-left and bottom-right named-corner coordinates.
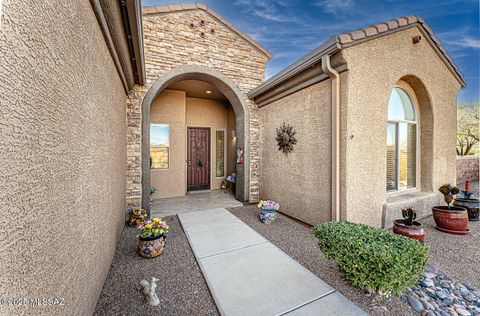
top-left (456, 156), bottom-right (479, 184)
top-left (126, 8), bottom-right (268, 210)
top-left (141, 3), bottom-right (272, 59)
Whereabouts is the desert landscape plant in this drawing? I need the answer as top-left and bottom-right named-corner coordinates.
top-left (313, 221), bottom-right (428, 295)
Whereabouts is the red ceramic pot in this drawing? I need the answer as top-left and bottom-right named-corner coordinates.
top-left (432, 206), bottom-right (469, 234)
top-left (392, 220), bottom-right (425, 242)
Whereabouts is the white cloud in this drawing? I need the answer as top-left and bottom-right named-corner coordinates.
top-left (444, 36), bottom-right (480, 49)
top-left (312, 0), bottom-right (355, 14)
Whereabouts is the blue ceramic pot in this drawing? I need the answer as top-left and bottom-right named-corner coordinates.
top-left (260, 209), bottom-right (277, 224)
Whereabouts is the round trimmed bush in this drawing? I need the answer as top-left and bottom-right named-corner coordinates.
top-left (312, 221), bottom-right (428, 295)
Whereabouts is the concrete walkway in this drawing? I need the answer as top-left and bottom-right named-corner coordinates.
top-left (151, 190), bottom-right (242, 218)
top-left (178, 208), bottom-right (367, 316)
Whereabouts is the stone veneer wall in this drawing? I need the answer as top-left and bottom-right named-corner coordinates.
top-left (456, 156), bottom-right (479, 184)
top-left (0, 1), bottom-right (127, 315)
top-left (126, 6), bottom-right (269, 209)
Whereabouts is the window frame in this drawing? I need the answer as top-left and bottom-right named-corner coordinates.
top-left (387, 86), bottom-right (419, 194)
top-left (150, 123), bottom-right (171, 170)
top-left (215, 128), bottom-right (227, 179)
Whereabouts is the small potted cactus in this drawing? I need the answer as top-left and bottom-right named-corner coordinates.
top-left (453, 178), bottom-right (479, 221)
top-left (392, 207), bottom-right (425, 242)
top-left (432, 184), bottom-right (469, 234)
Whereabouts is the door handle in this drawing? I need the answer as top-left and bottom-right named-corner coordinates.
top-left (188, 160), bottom-right (191, 166)
top-left (198, 160), bottom-right (203, 167)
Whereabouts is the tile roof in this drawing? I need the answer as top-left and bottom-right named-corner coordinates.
top-left (336, 15), bottom-right (463, 85)
top-left (250, 15), bottom-right (465, 98)
top-left (142, 3), bottom-right (272, 59)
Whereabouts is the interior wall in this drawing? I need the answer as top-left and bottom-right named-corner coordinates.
top-left (150, 89), bottom-right (235, 199)
top-left (150, 89), bottom-right (186, 199)
top-left (0, 1), bottom-right (127, 315)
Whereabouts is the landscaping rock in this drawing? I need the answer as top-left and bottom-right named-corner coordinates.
top-left (404, 267), bottom-right (479, 316)
top-left (408, 294), bottom-right (424, 312)
top-left (455, 308), bottom-right (471, 316)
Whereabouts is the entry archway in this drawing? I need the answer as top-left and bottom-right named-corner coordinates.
top-left (141, 65), bottom-right (250, 210)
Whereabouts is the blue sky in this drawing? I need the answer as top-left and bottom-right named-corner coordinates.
top-left (143, 0), bottom-right (479, 103)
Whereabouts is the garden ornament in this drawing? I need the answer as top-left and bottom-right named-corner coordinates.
top-left (140, 277), bottom-right (160, 306)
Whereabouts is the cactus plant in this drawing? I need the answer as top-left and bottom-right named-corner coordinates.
top-left (401, 207), bottom-right (417, 226)
top-left (439, 184), bottom-right (459, 208)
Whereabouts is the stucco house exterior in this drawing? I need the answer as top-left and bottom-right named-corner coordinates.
top-left (129, 4), bottom-right (464, 229)
top-left (0, 1), bottom-right (464, 315)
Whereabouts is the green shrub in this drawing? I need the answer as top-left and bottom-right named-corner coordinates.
top-left (312, 221), bottom-right (428, 295)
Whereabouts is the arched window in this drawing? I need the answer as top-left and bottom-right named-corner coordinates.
top-left (386, 87), bottom-right (417, 192)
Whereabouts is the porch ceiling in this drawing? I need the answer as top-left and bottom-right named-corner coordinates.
top-left (168, 80), bottom-right (228, 102)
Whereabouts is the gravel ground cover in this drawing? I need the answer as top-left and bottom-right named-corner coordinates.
top-left (95, 205), bottom-right (478, 316)
top-left (419, 215), bottom-right (479, 289)
top-left (94, 216), bottom-right (218, 316)
top-left (230, 205), bottom-right (415, 316)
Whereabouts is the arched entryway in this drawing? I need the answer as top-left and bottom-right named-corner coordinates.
top-left (141, 65), bottom-right (250, 210)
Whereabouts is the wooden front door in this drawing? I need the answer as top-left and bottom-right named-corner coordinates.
top-left (187, 127), bottom-right (210, 191)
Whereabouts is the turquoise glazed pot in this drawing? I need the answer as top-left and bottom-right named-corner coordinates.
top-left (260, 209), bottom-right (277, 224)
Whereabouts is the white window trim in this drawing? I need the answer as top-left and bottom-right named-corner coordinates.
top-left (215, 128), bottom-right (227, 179)
top-left (387, 86), bottom-right (419, 194)
top-left (150, 123), bottom-right (170, 170)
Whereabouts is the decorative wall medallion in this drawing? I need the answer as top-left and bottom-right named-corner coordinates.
top-left (187, 19), bottom-right (216, 38)
top-left (276, 122), bottom-right (297, 154)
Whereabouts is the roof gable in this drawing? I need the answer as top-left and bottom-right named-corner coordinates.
top-left (142, 3), bottom-right (272, 59)
top-left (250, 15), bottom-right (465, 98)
top-left (336, 15), bottom-right (464, 87)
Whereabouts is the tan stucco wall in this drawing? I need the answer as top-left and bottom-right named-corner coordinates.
top-left (0, 1), bottom-right (127, 315)
top-left (126, 8), bottom-right (269, 208)
top-left (150, 90), bottom-right (234, 198)
top-left (259, 80), bottom-right (332, 225)
top-left (341, 26), bottom-right (462, 227)
top-left (150, 90), bottom-right (186, 198)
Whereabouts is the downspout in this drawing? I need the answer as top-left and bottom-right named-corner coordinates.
top-left (321, 54), bottom-right (340, 222)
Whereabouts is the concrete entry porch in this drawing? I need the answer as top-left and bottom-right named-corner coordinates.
top-left (150, 190), bottom-right (243, 218)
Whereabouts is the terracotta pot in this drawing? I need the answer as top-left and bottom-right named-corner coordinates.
top-left (138, 235), bottom-right (166, 259)
top-left (453, 198), bottom-right (480, 221)
top-left (431, 206), bottom-right (469, 233)
top-left (392, 220), bottom-right (425, 242)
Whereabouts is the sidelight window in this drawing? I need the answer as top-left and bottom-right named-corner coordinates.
top-left (215, 129), bottom-right (226, 177)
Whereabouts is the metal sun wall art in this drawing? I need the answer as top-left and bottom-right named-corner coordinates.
top-left (276, 122), bottom-right (297, 154)
top-left (188, 19), bottom-right (215, 38)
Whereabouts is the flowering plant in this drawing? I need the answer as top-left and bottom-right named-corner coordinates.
top-left (128, 208), bottom-right (148, 227)
top-left (137, 218), bottom-right (169, 239)
top-left (257, 200), bottom-right (280, 211)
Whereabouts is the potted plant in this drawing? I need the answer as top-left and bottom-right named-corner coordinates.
top-left (137, 218), bottom-right (169, 259)
top-left (128, 208), bottom-right (148, 227)
top-left (453, 178), bottom-right (479, 221)
top-left (150, 187), bottom-right (157, 202)
top-left (432, 184), bottom-right (469, 234)
top-left (392, 207), bottom-right (425, 242)
top-left (258, 200), bottom-right (279, 224)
